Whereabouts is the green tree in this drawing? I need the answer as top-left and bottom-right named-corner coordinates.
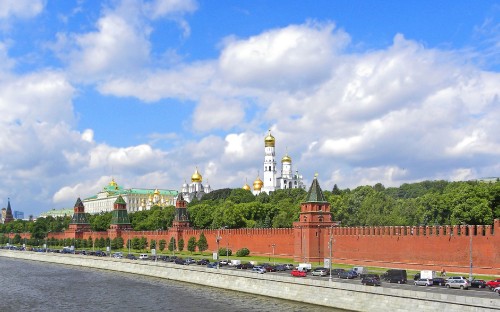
top-left (178, 238), bottom-right (184, 252)
top-left (159, 239), bottom-right (166, 252)
top-left (168, 237), bottom-right (176, 252)
top-left (187, 237), bottom-right (197, 253)
top-left (139, 237), bottom-right (148, 250)
top-left (197, 232), bottom-right (208, 253)
top-left (131, 237), bottom-right (141, 250)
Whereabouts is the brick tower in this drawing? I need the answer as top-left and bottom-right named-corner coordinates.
top-left (4, 198), bottom-right (14, 224)
top-left (67, 198), bottom-right (90, 238)
top-left (293, 175), bottom-right (336, 262)
top-left (172, 193), bottom-right (190, 228)
top-left (108, 195), bottom-right (132, 240)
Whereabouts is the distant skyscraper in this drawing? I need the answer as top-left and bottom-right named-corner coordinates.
top-left (14, 211), bottom-right (24, 220)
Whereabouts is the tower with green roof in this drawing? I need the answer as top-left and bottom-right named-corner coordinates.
top-left (67, 197), bottom-right (90, 238)
top-left (293, 174), bottom-right (339, 262)
top-left (110, 195), bottom-right (132, 230)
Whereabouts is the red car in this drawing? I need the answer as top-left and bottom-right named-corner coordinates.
top-left (486, 279), bottom-right (500, 289)
top-left (291, 269), bottom-right (307, 277)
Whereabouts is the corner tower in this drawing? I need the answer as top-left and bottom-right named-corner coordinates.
top-left (262, 130), bottom-right (277, 193)
top-left (293, 175), bottom-right (337, 262)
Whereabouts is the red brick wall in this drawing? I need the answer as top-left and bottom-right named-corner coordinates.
top-left (22, 218), bottom-right (500, 275)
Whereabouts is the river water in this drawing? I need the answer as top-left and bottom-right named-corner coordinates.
top-left (0, 257), bottom-right (344, 312)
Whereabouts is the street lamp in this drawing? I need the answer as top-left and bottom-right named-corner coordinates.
top-left (45, 231), bottom-right (50, 253)
top-left (329, 221), bottom-right (341, 282)
top-left (155, 229), bottom-right (161, 263)
top-left (216, 230), bottom-right (222, 270)
top-left (271, 244), bottom-right (276, 265)
top-left (461, 223), bottom-right (473, 280)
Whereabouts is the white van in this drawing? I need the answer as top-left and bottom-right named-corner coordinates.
top-left (139, 254), bottom-right (149, 260)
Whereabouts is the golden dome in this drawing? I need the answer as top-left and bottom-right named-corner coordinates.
top-left (191, 168), bottom-right (203, 183)
top-left (154, 188), bottom-right (160, 195)
top-left (243, 183), bottom-right (251, 191)
top-left (281, 154), bottom-right (292, 163)
top-left (264, 130), bottom-right (275, 147)
top-left (108, 178), bottom-right (119, 190)
top-left (253, 176), bottom-right (263, 190)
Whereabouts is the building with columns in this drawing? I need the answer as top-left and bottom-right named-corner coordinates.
top-left (250, 131), bottom-right (305, 194)
top-left (83, 178), bottom-right (178, 214)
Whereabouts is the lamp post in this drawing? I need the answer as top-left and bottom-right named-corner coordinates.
top-left (271, 244), bottom-right (276, 265)
top-left (329, 221), bottom-right (341, 282)
top-left (45, 231), bottom-right (50, 253)
top-left (127, 230), bottom-right (131, 256)
top-left (155, 229), bottom-right (161, 263)
top-left (216, 230), bottom-right (222, 270)
top-left (461, 223), bottom-right (473, 280)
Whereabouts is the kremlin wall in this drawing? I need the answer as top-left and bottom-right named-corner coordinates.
top-left (5, 132), bottom-right (500, 276)
top-left (8, 176), bottom-right (499, 276)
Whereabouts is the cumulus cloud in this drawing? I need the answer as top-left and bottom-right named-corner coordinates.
top-left (0, 0), bottom-right (44, 20)
top-left (219, 21), bottom-right (350, 91)
top-left (192, 96), bottom-right (245, 132)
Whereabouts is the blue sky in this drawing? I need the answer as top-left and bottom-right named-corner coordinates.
top-left (1, 0), bottom-right (499, 217)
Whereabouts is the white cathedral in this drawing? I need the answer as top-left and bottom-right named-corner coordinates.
top-left (244, 131), bottom-right (305, 195)
top-left (181, 168), bottom-right (212, 203)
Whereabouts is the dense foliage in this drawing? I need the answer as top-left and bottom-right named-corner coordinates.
top-left (1, 180), bottom-right (498, 237)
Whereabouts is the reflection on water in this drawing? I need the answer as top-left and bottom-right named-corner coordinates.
top-left (0, 257), bottom-right (346, 312)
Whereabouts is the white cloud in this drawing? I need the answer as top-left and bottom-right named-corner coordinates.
top-left (192, 96), bottom-right (245, 132)
top-left (219, 21), bottom-right (350, 91)
top-left (0, 0), bottom-right (44, 19)
top-left (143, 0), bottom-right (197, 19)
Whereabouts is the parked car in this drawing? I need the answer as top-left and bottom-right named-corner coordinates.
top-left (445, 279), bottom-right (469, 290)
top-left (291, 269), bottom-right (307, 277)
top-left (283, 264), bottom-right (295, 270)
top-left (486, 279), bottom-right (500, 289)
top-left (174, 258), bottom-right (186, 265)
top-left (331, 268), bottom-right (345, 277)
top-left (263, 264), bottom-right (276, 272)
top-left (206, 262), bottom-right (218, 269)
top-left (311, 267), bottom-right (328, 277)
top-left (339, 270), bottom-right (357, 279)
top-left (251, 267), bottom-right (266, 274)
top-left (236, 262), bottom-right (253, 270)
top-left (493, 286), bottom-right (500, 293)
top-left (126, 254), bottom-right (137, 260)
top-left (219, 260), bottom-right (229, 266)
top-left (470, 279), bottom-right (487, 288)
top-left (383, 269), bottom-right (407, 284)
top-left (274, 264), bottom-right (287, 271)
top-left (197, 259), bottom-right (209, 265)
top-left (184, 258), bottom-right (196, 265)
top-left (414, 278), bottom-right (433, 286)
top-left (413, 273), bottom-right (421, 280)
top-left (139, 254), bottom-right (149, 260)
top-left (361, 276), bottom-right (382, 286)
top-left (432, 277), bottom-right (446, 286)
top-left (446, 276), bottom-right (467, 282)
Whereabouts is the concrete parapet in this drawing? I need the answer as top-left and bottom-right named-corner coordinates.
top-left (1, 250), bottom-right (499, 312)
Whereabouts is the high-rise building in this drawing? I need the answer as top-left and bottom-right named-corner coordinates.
top-left (14, 211), bottom-right (24, 220)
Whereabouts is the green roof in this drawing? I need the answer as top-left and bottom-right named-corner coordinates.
top-left (114, 195), bottom-right (127, 205)
top-left (40, 208), bottom-right (74, 218)
top-left (304, 176), bottom-right (328, 203)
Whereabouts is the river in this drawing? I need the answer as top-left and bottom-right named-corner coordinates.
top-left (0, 257), bottom-right (344, 312)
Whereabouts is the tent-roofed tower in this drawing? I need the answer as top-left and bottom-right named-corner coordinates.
top-left (4, 198), bottom-right (14, 224)
top-left (293, 174), bottom-right (339, 262)
top-left (110, 195), bottom-right (132, 229)
top-left (172, 193), bottom-right (190, 229)
top-left (67, 198), bottom-right (90, 238)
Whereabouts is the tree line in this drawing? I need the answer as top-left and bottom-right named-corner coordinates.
top-left (1, 180), bottom-right (499, 235)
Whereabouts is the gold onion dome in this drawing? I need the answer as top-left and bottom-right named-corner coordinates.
top-left (253, 176), bottom-right (263, 190)
top-left (154, 188), bottom-right (160, 195)
top-left (281, 154), bottom-right (292, 163)
top-left (191, 168), bottom-right (203, 182)
top-left (264, 130), bottom-right (275, 147)
top-left (243, 183), bottom-right (251, 191)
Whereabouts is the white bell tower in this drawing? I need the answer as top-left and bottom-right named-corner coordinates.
top-left (263, 130), bottom-right (277, 193)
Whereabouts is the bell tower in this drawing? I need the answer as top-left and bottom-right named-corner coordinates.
top-left (293, 175), bottom-right (337, 262)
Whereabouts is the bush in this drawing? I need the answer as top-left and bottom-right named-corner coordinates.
top-left (235, 247), bottom-right (250, 257)
top-left (218, 247), bottom-right (232, 257)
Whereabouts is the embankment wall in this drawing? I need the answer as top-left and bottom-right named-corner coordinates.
top-left (0, 250), bottom-right (498, 312)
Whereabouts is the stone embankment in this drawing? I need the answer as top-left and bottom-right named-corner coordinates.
top-left (1, 250), bottom-right (498, 312)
